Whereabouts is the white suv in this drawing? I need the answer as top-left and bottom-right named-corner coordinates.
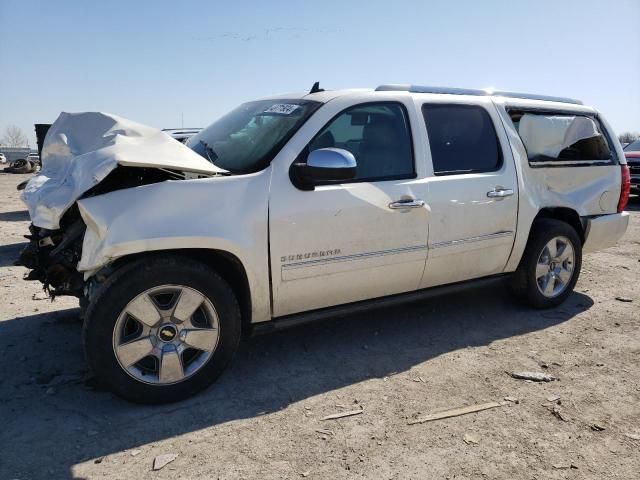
top-left (19, 85), bottom-right (630, 403)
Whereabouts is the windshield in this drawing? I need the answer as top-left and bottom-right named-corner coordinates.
top-left (624, 139), bottom-right (640, 152)
top-left (186, 99), bottom-right (321, 173)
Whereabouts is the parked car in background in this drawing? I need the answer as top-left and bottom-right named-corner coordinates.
top-left (162, 128), bottom-right (202, 144)
top-left (623, 139), bottom-right (640, 192)
top-left (18, 85), bottom-right (630, 404)
top-left (4, 158), bottom-right (38, 174)
top-left (0, 153), bottom-right (6, 164)
top-left (26, 153), bottom-right (40, 166)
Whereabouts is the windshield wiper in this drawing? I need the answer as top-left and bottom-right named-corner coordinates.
top-left (199, 140), bottom-right (219, 163)
top-left (197, 140), bottom-right (232, 176)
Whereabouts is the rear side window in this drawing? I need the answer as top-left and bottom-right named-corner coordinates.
top-left (510, 111), bottom-right (612, 164)
top-left (422, 104), bottom-right (502, 175)
top-left (307, 102), bottom-right (414, 182)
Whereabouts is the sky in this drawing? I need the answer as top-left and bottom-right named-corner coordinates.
top-left (1, 0), bottom-right (639, 147)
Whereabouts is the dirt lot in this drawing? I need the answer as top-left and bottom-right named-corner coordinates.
top-left (0, 172), bottom-right (638, 480)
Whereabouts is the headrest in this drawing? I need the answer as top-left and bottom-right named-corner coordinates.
top-left (363, 116), bottom-right (399, 148)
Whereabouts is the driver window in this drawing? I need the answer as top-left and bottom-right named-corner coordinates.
top-left (307, 102), bottom-right (415, 182)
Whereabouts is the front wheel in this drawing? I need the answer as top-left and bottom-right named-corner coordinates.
top-left (82, 256), bottom-right (241, 404)
top-left (510, 218), bottom-right (582, 309)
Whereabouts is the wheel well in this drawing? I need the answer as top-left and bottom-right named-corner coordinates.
top-left (534, 207), bottom-right (585, 243)
top-left (109, 249), bottom-right (252, 330)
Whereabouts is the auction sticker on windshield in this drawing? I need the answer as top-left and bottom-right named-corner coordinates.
top-left (263, 104), bottom-right (301, 115)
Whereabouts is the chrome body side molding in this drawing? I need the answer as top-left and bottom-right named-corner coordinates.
top-left (430, 231), bottom-right (514, 249)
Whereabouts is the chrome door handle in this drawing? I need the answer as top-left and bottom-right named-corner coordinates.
top-left (388, 199), bottom-right (425, 209)
top-left (487, 188), bottom-right (514, 198)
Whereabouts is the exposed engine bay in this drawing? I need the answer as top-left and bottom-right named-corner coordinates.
top-left (16, 112), bottom-right (222, 300)
top-left (17, 167), bottom-right (182, 298)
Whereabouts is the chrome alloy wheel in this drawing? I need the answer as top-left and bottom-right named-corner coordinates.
top-left (535, 236), bottom-right (575, 298)
top-left (112, 285), bottom-right (220, 385)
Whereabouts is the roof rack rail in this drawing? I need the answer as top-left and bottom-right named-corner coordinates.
top-left (375, 84), bottom-right (583, 105)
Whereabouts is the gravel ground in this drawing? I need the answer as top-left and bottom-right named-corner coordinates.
top-left (0, 172), bottom-right (639, 480)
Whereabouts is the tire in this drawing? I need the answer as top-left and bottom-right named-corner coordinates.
top-left (510, 218), bottom-right (582, 309)
top-left (82, 255), bottom-right (241, 404)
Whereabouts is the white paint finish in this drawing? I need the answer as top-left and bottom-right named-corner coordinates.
top-left (281, 245), bottom-right (428, 282)
top-left (525, 166), bottom-right (621, 216)
top-left (411, 95), bottom-right (519, 287)
top-left (268, 92), bottom-right (430, 317)
top-left (77, 172), bottom-right (272, 322)
top-left (22, 112), bottom-right (224, 230)
top-left (583, 212), bottom-right (630, 253)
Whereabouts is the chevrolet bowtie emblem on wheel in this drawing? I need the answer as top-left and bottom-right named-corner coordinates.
top-left (159, 325), bottom-right (177, 341)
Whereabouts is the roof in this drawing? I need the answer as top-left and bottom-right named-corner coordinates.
top-left (258, 85), bottom-right (589, 109)
top-left (375, 84), bottom-right (583, 105)
top-left (162, 128), bottom-right (202, 134)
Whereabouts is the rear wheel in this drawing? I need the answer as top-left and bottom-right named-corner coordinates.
top-left (83, 256), bottom-right (241, 404)
top-left (510, 218), bottom-right (582, 308)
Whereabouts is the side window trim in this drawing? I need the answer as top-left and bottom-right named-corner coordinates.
top-left (420, 102), bottom-right (504, 177)
top-left (298, 101), bottom-right (417, 184)
top-left (421, 103), bottom-right (504, 177)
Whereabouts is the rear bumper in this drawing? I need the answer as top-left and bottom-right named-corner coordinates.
top-left (583, 212), bottom-right (630, 253)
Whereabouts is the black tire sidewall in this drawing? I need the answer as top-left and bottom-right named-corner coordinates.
top-left (83, 256), bottom-right (241, 404)
top-left (518, 219), bottom-right (582, 308)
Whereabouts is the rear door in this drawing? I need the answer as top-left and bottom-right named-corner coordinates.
top-left (416, 97), bottom-right (519, 288)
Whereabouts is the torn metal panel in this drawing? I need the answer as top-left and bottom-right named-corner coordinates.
top-left (77, 170), bottom-right (272, 322)
top-left (21, 112), bottom-right (224, 229)
top-left (518, 114), bottom-right (607, 160)
top-left (491, 98), bottom-right (623, 273)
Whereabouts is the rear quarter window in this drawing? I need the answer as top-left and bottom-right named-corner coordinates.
top-left (509, 111), bottom-right (614, 166)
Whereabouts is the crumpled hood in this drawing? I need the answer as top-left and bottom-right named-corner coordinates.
top-left (22, 112), bottom-right (224, 229)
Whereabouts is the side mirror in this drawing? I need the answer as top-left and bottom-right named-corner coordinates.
top-left (291, 148), bottom-right (357, 190)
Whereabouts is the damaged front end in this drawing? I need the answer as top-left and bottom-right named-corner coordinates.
top-left (18, 214), bottom-right (86, 298)
top-left (17, 167), bottom-right (175, 298)
top-left (17, 111), bottom-right (223, 302)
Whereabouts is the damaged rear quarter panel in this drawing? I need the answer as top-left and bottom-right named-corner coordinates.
top-left (493, 99), bottom-right (623, 272)
top-left (77, 170), bottom-right (271, 322)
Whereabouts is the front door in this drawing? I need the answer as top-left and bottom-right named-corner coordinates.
top-left (269, 97), bottom-right (429, 317)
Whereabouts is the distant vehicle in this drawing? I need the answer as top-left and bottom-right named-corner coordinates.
top-left (26, 153), bottom-right (40, 166)
top-left (0, 153), bottom-right (6, 164)
top-left (623, 139), bottom-right (640, 151)
top-left (162, 128), bottom-right (202, 144)
top-left (623, 139), bottom-right (640, 192)
top-left (4, 158), bottom-right (37, 174)
top-left (6, 153), bottom-right (40, 176)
